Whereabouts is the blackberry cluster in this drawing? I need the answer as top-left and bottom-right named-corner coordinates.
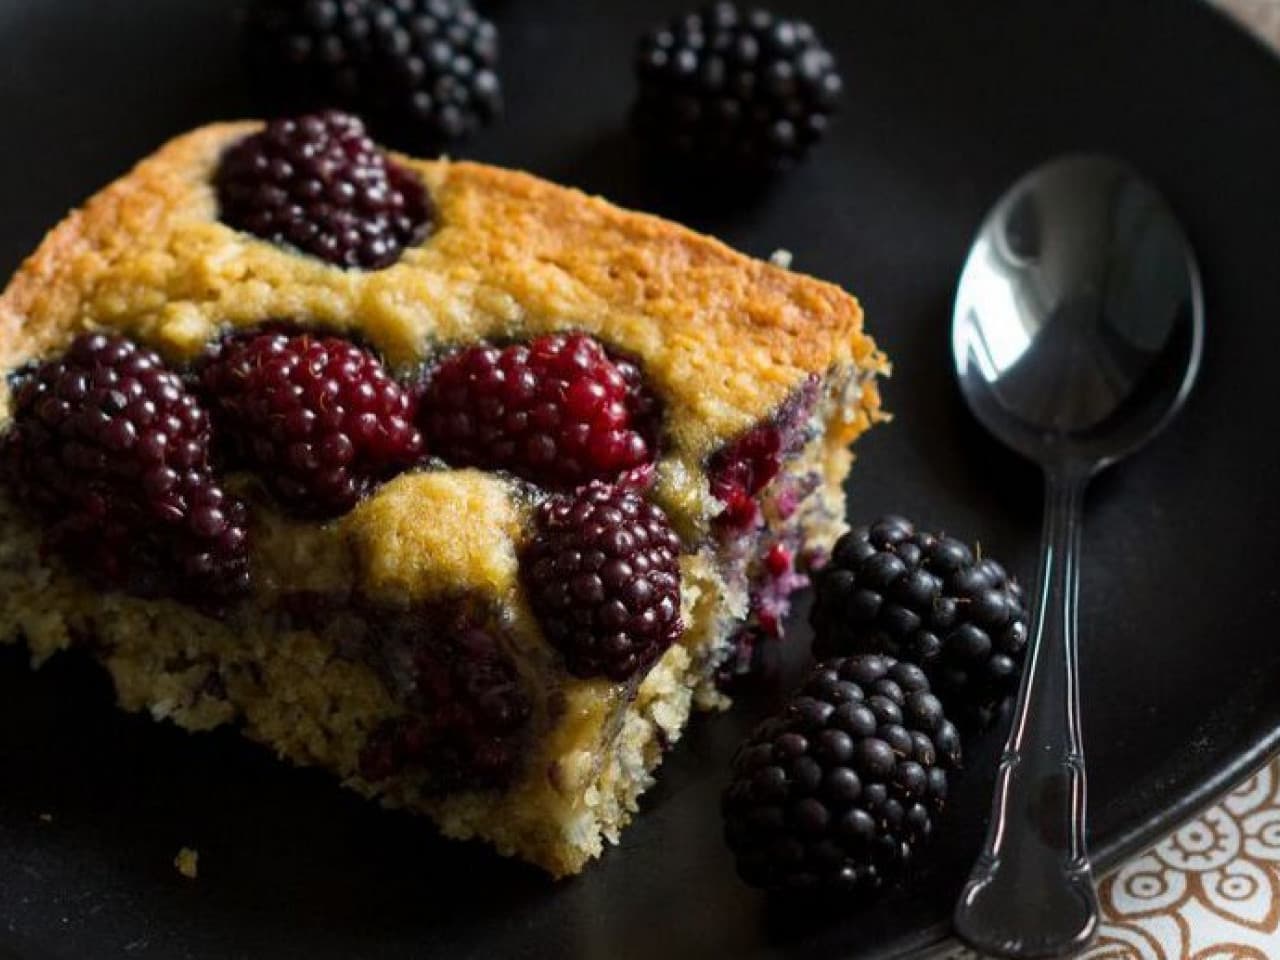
top-left (199, 328), bottom-right (424, 517)
top-left (812, 515), bottom-right (1029, 727)
top-left (422, 333), bottom-right (659, 491)
top-left (723, 654), bottom-right (960, 896)
top-left (246, 0), bottom-right (502, 147)
top-left (633, 2), bottom-right (843, 176)
top-left (359, 619), bottom-right (531, 790)
top-left (3, 333), bottom-right (250, 607)
top-left (522, 483), bottom-right (683, 682)
top-left (216, 111), bottom-right (432, 269)
top-left (363, 0), bottom-right (502, 142)
top-left (245, 0), bottom-right (372, 106)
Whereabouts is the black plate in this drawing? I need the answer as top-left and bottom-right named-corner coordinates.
top-left (2, 2), bottom-right (1279, 958)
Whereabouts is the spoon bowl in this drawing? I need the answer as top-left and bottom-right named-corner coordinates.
top-left (951, 155), bottom-right (1203, 958)
top-left (954, 155), bottom-right (1203, 470)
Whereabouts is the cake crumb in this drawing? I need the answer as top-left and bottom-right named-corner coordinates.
top-left (769, 248), bottom-right (794, 269)
top-left (174, 847), bottom-right (199, 880)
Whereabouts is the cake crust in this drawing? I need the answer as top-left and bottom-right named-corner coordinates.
top-left (0, 122), bottom-right (884, 457)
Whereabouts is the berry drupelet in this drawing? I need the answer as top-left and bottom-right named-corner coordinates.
top-left (2, 333), bottom-right (250, 606)
top-left (199, 329), bottom-right (424, 517)
top-left (359, 620), bottom-right (531, 790)
top-left (522, 483), bottom-right (683, 682)
top-left (812, 515), bottom-right (1030, 727)
top-left (723, 654), bottom-right (960, 897)
top-left (633, 2), bottom-right (843, 176)
top-left (245, 0), bottom-right (502, 147)
top-left (422, 333), bottom-right (659, 491)
top-left (215, 111), bottom-right (432, 270)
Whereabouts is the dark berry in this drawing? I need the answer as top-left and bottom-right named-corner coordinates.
top-left (422, 333), bottom-right (659, 491)
top-left (812, 516), bottom-right (1030, 727)
top-left (246, 0), bottom-right (374, 107)
top-left (2, 333), bottom-right (250, 606)
top-left (633, 2), bottom-right (843, 176)
top-left (246, 0), bottom-right (502, 147)
top-left (723, 654), bottom-right (960, 896)
top-left (215, 111), bottom-right (432, 269)
top-left (359, 619), bottom-right (531, 790)
top-left (522, 483), bottom-right (683, 682)
top-left (364, 0), bottom-right (502, 144)
top-left (199, 329), bottom-right (423, 516)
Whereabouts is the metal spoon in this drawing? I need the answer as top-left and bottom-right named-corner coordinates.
top-left (949, 155), bottom-right (1204, 958)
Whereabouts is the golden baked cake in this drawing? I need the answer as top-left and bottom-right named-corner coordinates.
top-left (0, 111), bottom-right (885, 876)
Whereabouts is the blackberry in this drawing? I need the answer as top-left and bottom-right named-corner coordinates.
top-left (522, 483), bottom-right (683, 682)
top-left (723, 654), bottom-right (960, 896)
top-left (812, 516), bottom-right (1030, 727)
top-left (2, 333), bottom-right (250, 606)
top-left (633, 2), bottom-right (843, 176)
top-left (359, 619), bottom-right (531, 790)
top-left (422, 333), bottom-right (659, 491)
top-left (363, 0), bottom-right (502, 144)
top-left (245, 0), bottom-right (374, 107)
top-left (215, 111), bottom-right (432, 270)
top-left (245, 0), bottom-right (502, 148)
top-left (199, 329), bottom-right (424, 517)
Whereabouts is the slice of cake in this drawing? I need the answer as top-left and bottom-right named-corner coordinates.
top-left (0, 112), bottom-right (885, 876)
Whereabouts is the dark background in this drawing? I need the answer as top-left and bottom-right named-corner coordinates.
top-left (1, 1), bottom-right (1279, 958)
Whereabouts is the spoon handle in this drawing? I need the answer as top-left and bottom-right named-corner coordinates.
top-left (953, 467), bottom-right (1098, 959)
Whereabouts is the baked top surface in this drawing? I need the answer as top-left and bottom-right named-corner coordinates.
top-left (0, 121), bottom-right (883, 465)
top-left (0, 118), bottom-right (886, 606)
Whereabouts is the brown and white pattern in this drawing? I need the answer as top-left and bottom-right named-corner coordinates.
top-left (925, 758), bottom-right (1280, 959)
top-left (1089, 760), bottom-right (1280, 959)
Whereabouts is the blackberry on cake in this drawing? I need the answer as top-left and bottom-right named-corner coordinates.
top-left (199, 328), bottom-right (424, 517)
top-left (422, 333), bottom-right (659, 491)
top-left (357, 615), bottom-right (531, 790)
top-left (812, 515), bottom-right (1029, 727)
top-left (2, 332), bottom-right (249, 606)
top-left (633, 2), bottom-right (843, 176)
top-left (0, 117), bottom-right (886, 877)
top-left (215, 111), bottom-right (432, 269)
top-left (522, 482), bottom-right (683, 682)
top-left (245, 0), bottom-right (502, 147)
top-left (723, 654), bottom-right (960, 896)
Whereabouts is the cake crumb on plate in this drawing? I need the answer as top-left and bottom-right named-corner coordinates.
top-left (174, 847), bottom-right (199, 880)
